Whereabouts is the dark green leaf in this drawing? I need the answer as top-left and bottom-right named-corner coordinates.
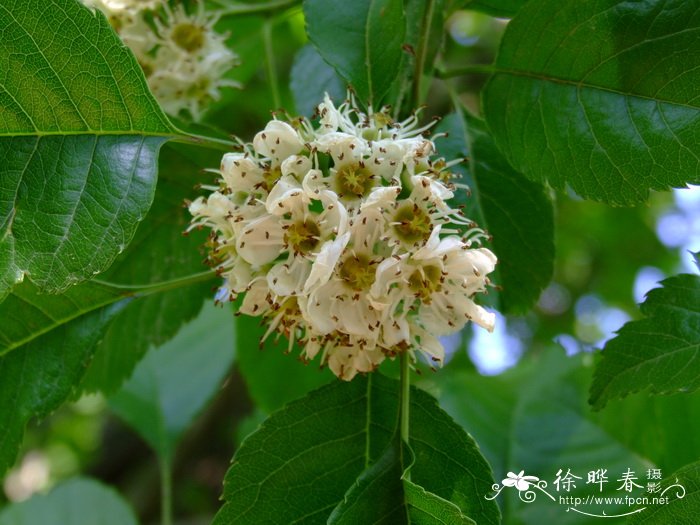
top-left (304, 0), bottom-right (406, 105)
top-left (328, 444), bottom-right (408, 524)
top-left (213, 374), bottom-right (499, 524)
top-left (290, 45), bottom-right (346, 117)
top-left (404, 480), bottom-right (476, 525)
top-left (329, 443), bottom-right (475, 524)
top-left (236, 314), bottom-right (333, 413)
top-left (437, 111), bottom-right (554, 312)
top-left (389, 0), bottom-right (446, 112)
top-left (463, 0), bottom-right (529, 18)
top-left (628, 461), bottom-right (700, 525)
top-left (0, 298), bottom-right (127, 475)
top-left (0, 281), bottom-right (125, 356)
top-left (0, 0), bottom-right (177, 297)
top-left (437, 348), bottom-right (650, 525)
top-left (80, 144), bottom-right (215, 394)
top-left (590, 271), bottom-right (700, 409)
top-left (406, 0), bottom-right (446, 78)
top-left (0, 477), bottom-right (138, 525)
top-left (483, 0), bottom-right (700, 204)
top-left (109, 301), bottom-right (235, 461)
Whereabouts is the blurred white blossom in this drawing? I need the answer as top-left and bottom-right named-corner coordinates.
top-left (189, 94), bottom-right (498, 380)
top-left (85, 0), bottom-right (240, 120)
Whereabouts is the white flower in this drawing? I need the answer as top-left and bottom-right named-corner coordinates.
top-left (220, 153), bottom-right (265, 193)
top-left (99, 0), bottom-right (160, 12)
top-left (189, 92), bottom-right (498, 380)
top-left (85, 0), bottom-right (240, 120)
top-left (254, 121), bottom-right (305, 164)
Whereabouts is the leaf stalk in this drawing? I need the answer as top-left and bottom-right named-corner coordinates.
top-left (218, 0), bottom-right (299, 16)
top-left (411, 0), bottom-right (437, 108)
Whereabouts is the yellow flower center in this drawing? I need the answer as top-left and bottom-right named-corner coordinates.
top-left (334, 163), bottom-right (375, 199)
top-left (172, 23), bottom-right (206, 53)
top-left (393, 202), bottom-right (432, 244)
top-left (408, 265), bottom-right (442, 303)
top-left (261, 166), bottom-right (282, 193)
top-left (285, 218), bottom-right (321, 254)
top-left (339, 253), bottom-right (376, 291)
top-left (185, 76), bottom-right (211, 100)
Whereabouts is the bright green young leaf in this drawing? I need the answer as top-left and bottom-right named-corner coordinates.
top-left (462, 0), bottom-right (529, 18)
top-left (80, 144), bottom-right (215, 394)
top-left (590, 268), bottom-right (700, 409)
top-left (213, 374), bottom-right (499, 524)
top-left (437, 111), bottom-right (554, 312)
top-left (304, 0), bottom-right (406, 105)
top-left (0, 0), bottom-right (177, 298)
top-left (109, 301), bottom-right (235, 462)
top-left (628, 461), bottom-right (700, 525)
top-left (0, 298), bottom-right (127, 476)
top-left (437, 348), bottom-right (651, 525)
top-left (236, 314), bottom-right (333, 413)
top-left (482, 0), bottom-right (700, 205)
top-left (0, 477), bottom-right (138, 525)
top-left (290, 45), bottom-right (346, 116)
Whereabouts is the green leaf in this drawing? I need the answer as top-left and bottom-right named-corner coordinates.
top-left (0, 281), bottom-right (125, 356)
top-left (0, 144), bottom-right (215, 389)
top-left (0, 0), bottom-right (177, 297)
top-left (628, 461), bottom-right (700, 525)
top-left (328, 444), bottom-right (409, 524)
top-left (0, 477), bottom-right (138, 525)
top-left (437, 111), bottom-right (554, 312)
top-left (213, 374), bottom-right (499, 524)
top-left (109, 301), bottom-right (235, 461)
top-left (387, 0), bottom-right (446, 112)
top-left (462, 0), bottom-right (529, 18)
top-left (437, 348), bottom-right (651, 524)
top-left (482, 0), bottom-right (700, 204)
top-left (406, 0), bottom-right (446, 78)
top-left (80, 143), bottom-right (215, 394)
top-left (236, 314), bottom-right (333, 413)
top-left (0, 297), bottom-right (127, 476)
top-left (592, 390), bottom-right (700, 475)
top-left (304, 0), bottom-right (406, 105)
top-left (590, 270), bottom-right (700, 409)
top-left (403, 480), bottom-right (476, 525)
top-left (290, 45), bottom-right (346, 117)
top-left (329, 443), bottom-right (475, 524)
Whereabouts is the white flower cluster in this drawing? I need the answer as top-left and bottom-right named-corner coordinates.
top-left (189, 94), bottom-right (498, 380)
top-left (85, 0), bottom-right (240, 120)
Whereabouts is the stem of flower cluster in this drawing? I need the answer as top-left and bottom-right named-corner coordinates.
top-left (160, 458), bottom-right (174, 525)
top-left (263, 18), bottom-right (282, 110)
top-left (411, 0), bottom-right (437, 108)
top-left (436, 64), bottom-right (496, 78)
top-left (176, 133), bottom-right (238, 151)
top-left (399, 351), bottom-right (411, 445)
top-left (93, 270), bottom-right (216, 296)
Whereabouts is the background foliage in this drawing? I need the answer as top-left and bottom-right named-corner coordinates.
top-left (0, 0), bottom-right (698, 524)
